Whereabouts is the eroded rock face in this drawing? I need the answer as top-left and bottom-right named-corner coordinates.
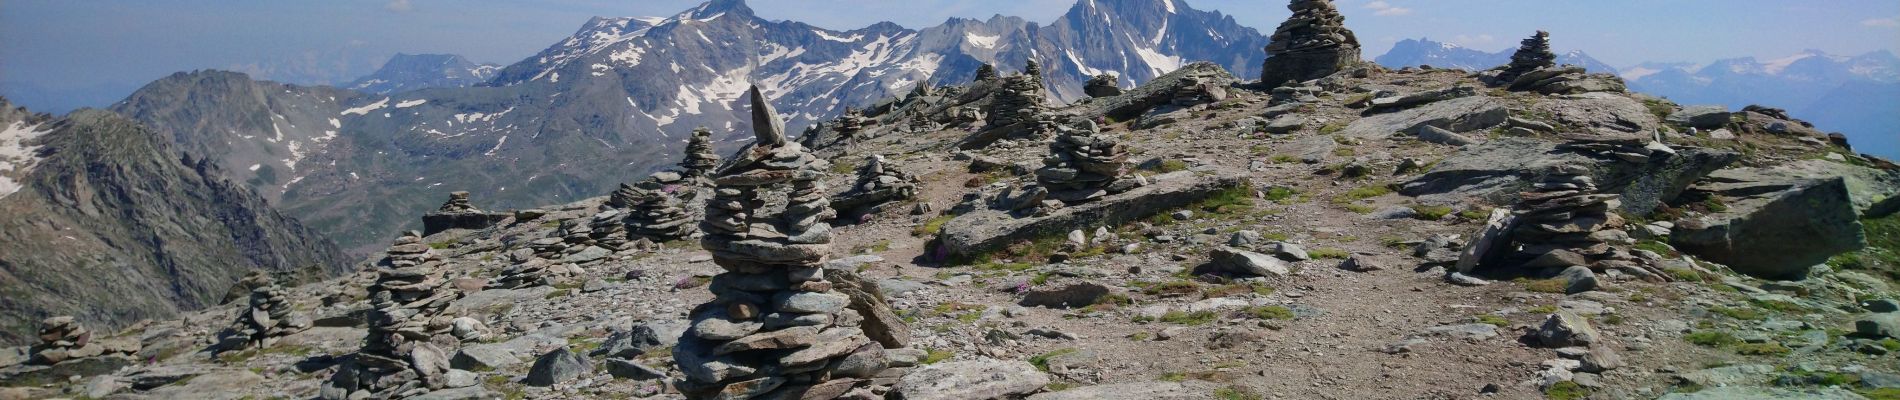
top-left (1672, 171), bottom-right (1866, 279)
top-left (1260, 0), bottom-right (1361, 86)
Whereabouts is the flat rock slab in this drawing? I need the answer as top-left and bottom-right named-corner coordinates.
top-left (891, 360), bottom-right (1050, 400)
top-left (1399, 138), bottom-right (1737, 215)
top-left (1026, 381), bottom-right (1221, 400)
top-left (1341, 96), bottom-right (1508, 140)
top-left (941, 172), bottom-right (1245, 258)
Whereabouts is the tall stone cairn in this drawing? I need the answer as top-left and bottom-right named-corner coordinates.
top-left (973, 63), bottom-right (999, 81)
top-left (673, 85), bottom-right (894, 399)
top-left (623, 171), bottom-right (698, 243)
top-left (216, 274), bottom-right (310, 352)
top-left (1498, 30), bottom-right (1557, 83)
top-left (1035, 118), bottom-right (1135, 204)
top-left (1259, 0), bottom-right (1361, 86)
top-left (985, 74), bottom-right (1047, 128)
top-left (322, 235), bottom-right (459, 399)
top-left (681, 127), bottom-right (722, 183)
top-left (27, 317), bottom-right (91, 365)
top-left (381, 230), bottom-right (438, 268)
top-left (1503, 165), bottom-right (1630, 272)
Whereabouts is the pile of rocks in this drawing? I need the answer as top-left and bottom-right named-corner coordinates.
top-left (622, 172), bottom-right (699, 244)
top-left (1172, 75), bottom-right (1230, 107)
top-left (1458, 165), bottom-right (1670, 288)
top-left (985, 72), bottom-right (1047, 128)
top-left (832, 154), bottom-right (920, 213)
top-left (1034, 119), bottom-right (1139, 204)
top-left (589, 210), bottom-right (632, 250)
top-left (1260, 0), bottom-right (1361, 86)
top-left (420, 191), bottom-right (509, 236)
top-left (835, 108), bottom-right (870, 140)
top-left (381, 231), bottom-right (438, 268)
top-left (491, 253), bottom-right (581, 289)
top-left (1484, 31), bottom-right (1627, 94)
top-left (1084, 74), bottom-right (1122, 98)
top-left (26, 317), bottom-right (132, 365)
top-left (681, 128), bottom-right (722, 183)
top-left (321, 253), bottom-right (460, 399)
top-left (215, 275), bottom-right (310, 352)
top-left (674, 85), bottom-right (903, 399)
top-left (974, 64), bottom-right (999, 82)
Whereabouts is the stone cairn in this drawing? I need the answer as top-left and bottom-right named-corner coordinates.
top-left (1033, 118), bottom-right (1137, 204)
top-left (673, 85), bottom-right (896, 399)
top-left (1458, 165), bottom-right (1671, 284)
top-left (974, 63), bottom-right (999, 82)
top-left (26, 316), bottom-right (126, 365)
top-left (835, 108), bottom-right (870, 140)
top-left (832, 154), bottom-right (920, 213)
top-left (215, 274), bottom-right (310, 352)
top-left (322, 238), bottom-right (459, 399)
top-left (681, 127), bottom-right (722, 184)
top-left (1497, 30), bottom-right (1556, 83)
top-left (621, 171), bottom-right (699, 244)
top-left (1084, 74), bottom-right (1122, 98)
top-left (985, 71), bottom-right (1047, 128)
top-left (421, 191), bottom-right (508, 236)
top-left (381, 230), bottom-right (438, 268)
top-left (1260, 0), bottom-right (1361, 86)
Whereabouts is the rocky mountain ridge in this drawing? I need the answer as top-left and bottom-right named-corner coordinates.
top-left (347, 53), bottom-right (501, 95)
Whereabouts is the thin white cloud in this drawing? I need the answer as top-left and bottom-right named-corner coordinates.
top-left (1363, 1), bottom-right (1412, 17)
top-left (385, 0), bottom-right (413, 12)
top-left (1451, 34), bottom-right (1497, 47)
top-left (1864, 16), bottom-right (1899, 28)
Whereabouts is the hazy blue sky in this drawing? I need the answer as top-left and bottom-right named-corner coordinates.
top-left (3, 0), bottom-right (1898, 112)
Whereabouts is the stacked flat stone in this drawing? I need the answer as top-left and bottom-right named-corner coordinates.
top-left (218, 276), bottom-right (310, 351)
top-left (832, 154), bottom-right (920, 213)
top-left (681, 128), bottom-right (722, 183)
top-left (1497, 31), bottom-right (1556, 83)
top-left (27, 316), bottom-right (94, 365)
top-left (985, 74), bottom-right (1046, 128)
top-left (835, 108), bottom-right (869, 139)
top-left (421, 191), bottom-right (508, 236)
top-left (1034, 119), bottom-right (1136, 203)
top-left (674, 85), bottom-right (894, 399)
top-left (974, 63), bottom-right (999, 82)
top-left (1504, 165), bottom-right (1628, 271)
top-left (1084, 74), bottom-right (1123, 98)
top-left (1260, 0), bottom-right (1361, 86)
top-left (322, 254), bottom-right (458, 399)
top-left (491, 253), bottom-right (562, 289)
top-left (624, 172), bottom-right (698, 243)
top-left (590, 209), bottom-right (631, 250)
top-left (1172, 75), bottom-right (1229, 106)
top-left (382, 231), bottom-right (437, 268)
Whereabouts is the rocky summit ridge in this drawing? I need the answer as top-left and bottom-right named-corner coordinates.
top-left (4, 0), bottom-right (1900, 399)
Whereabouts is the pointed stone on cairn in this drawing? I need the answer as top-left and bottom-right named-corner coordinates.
top-left (322, 235), bottom-right (461, 399)
top-left (215, 273), bottom-right (311, 353)
top-left (673, 84), bottom-right (909, 399)
top-left (1259, 0), bottom-right (1361, 86)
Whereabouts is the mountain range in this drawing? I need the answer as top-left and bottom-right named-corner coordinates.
top-left (0, 98), bottom-right (346, 344)
top-left (109, 0), bottom-right (1271, 255)
top-left (1372, 37), bottom-right (1618, 75)
top-left (1620, 49), bottom-right (1900, 158)
top-left (347, 53), bottom-right (500, 94)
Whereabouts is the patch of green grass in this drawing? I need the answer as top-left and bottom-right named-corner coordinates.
top-left (914, 214), bottom-right (955, 237)
top-left (1411, 204), bottom-right (1454, 221)
top-left (1318, 122), bottom-right (1347, 135)
top-left (1861, 388), bottom-right (1900, 400)
top-left (1519, 278), bottom-right (1567, 294)
top-left (1248, 306), bottom-right (1295, 320)
top-left (1529, 305), bottom-right (1559, 314)
top-left (1732, 342), bottom-right (1791, 356)
top-left (1214, 386), bottom-right (1263, 400)
top-left (1331, 147), bottom-right (1356, 157)
top-left (1709, 306), bottom-right (1764, 321)
top-left (1332, 184), bottom-right (1393, 204)
top-left (1664, 268), bottom-right (1704, 282)
top-left (1880, 338), bottom-right (1900, 351)
top-left (1634, 240), bottom-right (1676, 256)
top-left (1135, 280), bottom-right (1201, 297)
top-left (1459, 208), bottom-right (1491, 220)
top-left (1684, 331), bottom-right (1741, 347)
top-left (922, 348), bottom-right (954, 364)
top-left (1263, 186), bottom-right (1299, 203)
top-left (1309, 248), bottom-right (1349, 259)
top-left (543, 289), bottom-right (571, 299)
top-left (1129, 331), bottom-right (1153, 341)
top-left (1160, 371), bottom-right (1188, 382)
top-left (1029, 348), bottom-right (1080, 372)
top-left (428, 241), bottom-right (454, 250)
top-left (1153, 159), bottom-right (1190, 173)
top-left (1159, 310), bottom-right (1219, 326)
top-left (1750, 299), bottom-right (1808, 313)
top-left (1270, 154), bottom-right (1299, 164)
top-left (1545, 380), bottom-right (1590, 400)
top-left (1476, 314), bottom-right (1510, 327)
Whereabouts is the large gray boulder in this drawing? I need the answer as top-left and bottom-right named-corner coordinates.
top-left (1666, 105), bottom-right (1732, 129)
top-left (890, 360), bottom-right (1050, 400)
top-left (1400, 138), bottom-right (1738, 215)
top-left (1672, 171), bottom-right (1866, 280)
top-left (1530, 92), bottom-right (1660, 138)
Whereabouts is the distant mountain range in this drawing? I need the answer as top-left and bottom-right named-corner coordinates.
top-left (0, 98), bottom-right (346, 344)
top-left (347, 53), bottom-right (500, 94)
top-left (110, 0), bottom-right (1272, 254)
top-left (1373, 37), bottom-right (1618, 75)
top-left (1372, 39), bottom-right (1897, 159)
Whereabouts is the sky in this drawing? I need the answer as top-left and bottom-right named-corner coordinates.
top-left (3, 0), bottom-right (1898, 113)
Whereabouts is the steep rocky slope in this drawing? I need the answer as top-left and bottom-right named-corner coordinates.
top-left (0, 99), bottom-right (348, 346)
top-left (6, 29), bottom-right (1897, 399)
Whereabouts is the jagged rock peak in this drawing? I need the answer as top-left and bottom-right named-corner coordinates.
top-left (687, 0), bottom-right (754, 19)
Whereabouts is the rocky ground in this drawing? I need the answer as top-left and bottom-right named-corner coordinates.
top-left (2, 63), bottom-right (1898, 400)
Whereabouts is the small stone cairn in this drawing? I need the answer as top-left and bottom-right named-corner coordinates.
top-left (322, 240), bottom-right (460, 399)
top-left (985, 63), bottom-right (1048, 128)
top-left (1084, 74), bottom-right (1123, 98)
top-left (1033, 118), bottom-right (1138, 204)
top-left (1496, 30), bottom-right (1556, 83)
top-left (26, 317), bottom-right (133, 365)
top-left (832, 154), bottom-right (920, 213)
top-left (1260, 0), bottom-right (1361, 86)
top-left (622, 171), bottom-right (698, 243)
top-left (681, 127), bottom-right (722, 184)
top-left (381, 230), bottom-right (438, 268)
top-left (420, 191), bottom-right (508, 236)
top-left (215, 274), bottom-right (310, 352)
top-left (672, 85), bottom-right (899, 399)
top-left (1486, 31), bottom-right (1627, 94)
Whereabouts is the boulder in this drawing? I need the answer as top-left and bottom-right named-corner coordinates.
top-left (1340, 96), bottom-right (1508, 140)
top-left (524, 348), bottom-right (592, 387)
top-left (1671, 172), bottom-right (1865, 280)
top-left (890, 360), bottom-right (1051, 400)
top-left (1400, 138), bottom-right (1739, 215)
top-left (1416, 125), bottom-right (1477, 146)
top-left (1536, 311), bottom-right (1600, 347)
top-left (940, 173), bottom-right (1245, 258)
top-left (1667, 105), bottom-right (1732, 129)
top-left (1209, 247), bottom-right (1291, 277)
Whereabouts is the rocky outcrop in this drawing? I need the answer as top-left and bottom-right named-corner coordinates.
top-left (322, 236), bottom-right (462, 399)
top-left (673, 86), bottom-right (906, 399)
top-left (1260, 0), bottom-right (1361, 86)
top-left (421, 191), bottom-right (511, 236)
top-left (941, 173), bottom-right (1245, 258)
top-left (1671, 170), bottom-right (1867, 279)
top-left (1071, 62), bottom-right (1238, 122)
top-left (1083, 74), bottom-right (1122, 98)
top-left (1400, 138), bottom-right (1739, 215)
